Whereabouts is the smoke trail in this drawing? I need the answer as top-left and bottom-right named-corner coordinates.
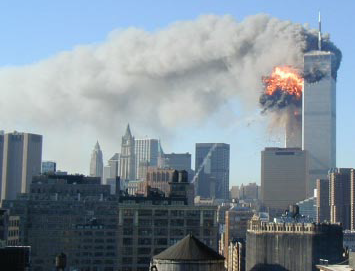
top-left (0, 14), bottom-right (342, 171)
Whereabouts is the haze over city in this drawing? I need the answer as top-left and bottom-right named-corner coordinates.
top-left (0, 1), bottom-right (354, 186)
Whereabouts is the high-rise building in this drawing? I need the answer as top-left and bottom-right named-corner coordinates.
top-left (316, 179), bottom-right (330, 223)
top-left (161, 153), bottom-right (191, 171)
top-left (103, 153), bottom-right (120, 185)
top-left (0, 132), bottom-right (3, 196)
top-left (135, 139), bottom-right (159, 179)
top-left (119, 124), bottom-right (136, 181)
top-left (224, 206), bottom-right (253, 266)
top-left (41, 161), bottom-right (56, 174)
top-left (351, 169), bottom-right (355, 230)
top-left (239, 183), bottom-right (259, 200)
top-left (1, 132), bottom-right (42, 200)
top-left (195, 143), bottom-right (230, 200)
top-left (285, 106), bottom-right (302, 148)
top-left (89, 141), bottom-right (103, 180)
top-left (261, 147), bottom-right (308, 210)
top-left (303, 51), bottom-right (337, 197)
top-left (296, 196), bottom-right (317, 221)
top-left (330, 168), bottom-right (353, 230)
top-left (230, 186), bottom-right (239, 200)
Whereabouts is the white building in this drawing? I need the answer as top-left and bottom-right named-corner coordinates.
top-left (89, 141), bottom-right (103, 181)
top-left (119, 124), bottom-right (136, 181)
top-left (1, 132), bottom-right (42, 200)
top-left (303, 51), bottom-right (336, 197)
top-left (135, 138), bottom-right (159, 179)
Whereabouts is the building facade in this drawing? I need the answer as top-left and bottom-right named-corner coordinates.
top-left (89, 141), bottom-right (103, 180)
top-left (316, 179), bottom-right (330, 223)
top-left (296, 196), bottom-right (317, 221)
top-left (135, 139), bottom-right (159, 180)
top-left (261, 147), bottom-right (308, 210)
top-left (246, 219), bottom-right (343, 271)
top-left (330, 168), bottom-right (353, 230)
top-left (303, 51), bottom-right (337, 197)
top-left (1, 132), bottom-right (42, 200)
top-left (120, 124), bottom-right (136, 181)
top-left (195, 143), bottom-right (230, 200)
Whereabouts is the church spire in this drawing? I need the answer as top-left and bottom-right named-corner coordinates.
top-left (124, 123), bottom-right (132, 139)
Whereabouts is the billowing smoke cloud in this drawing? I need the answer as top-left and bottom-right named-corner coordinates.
top-left (0, 14), bottom-right (342, 172)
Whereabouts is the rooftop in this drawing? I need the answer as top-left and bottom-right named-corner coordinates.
top-left (153, 234), bottom-right (224, 261)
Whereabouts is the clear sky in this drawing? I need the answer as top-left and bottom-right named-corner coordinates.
top-left (0, 1), bottom-right (354, 186)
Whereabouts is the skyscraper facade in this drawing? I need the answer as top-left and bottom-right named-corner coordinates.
top-left (1, 132), bottom-right (42, 200)
top-left (119, 124), bottom-right (136, 181)
top-left (135, 138), bottom-right (159, 179)
top-left (89, 141), bottom-right (103, 180)
top-left (285, 106), bottom-right (302, 148)
top-left (261, 147), bottom-right (308, 210)
top-left (329, 168), bottom-right (353, 230)
top-left (316, 179), bottom-right (330, 223)
top-left (0, 132), bottom-right (3, 196)
top-left (303, 51), bottom-right (337, 197)
top-left (195, 143), bottom-right (230, 200)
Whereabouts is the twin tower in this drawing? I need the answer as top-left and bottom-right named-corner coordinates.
top-left (286, 49), bottom-right (336, 197)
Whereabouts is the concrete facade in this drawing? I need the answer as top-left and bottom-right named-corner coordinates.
top-left (317, 179), bottom-right (330, 223)
top-left (246, 220), bottom-right (343, 271)
top-left (303, 51), bottom-right (337, 197)
top-left (261, 147), bottom-right (308, 210)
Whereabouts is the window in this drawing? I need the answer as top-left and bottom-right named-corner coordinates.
top-left (123, 228), bottom-right (133, 235)
top-left (154, 219), bottom-right (168, 226)
top-left (170, 219), bottom-right (184, 227)
top-left (154, 228), bottom-right (167, 236)
top-left (138, 228), bottom-right (152, 236)
top-left (138, 238), bottom-right (151, 245)
top-left (154, 210), bottom-right (168, 217)
top-left (123, 238), bottom-right (132, 245)
top-left (138, 247), bottom-right (151, 255)
top-left (138, 210), bottom-right (152, 216)
top-left (154, 238), bottom-right (167, 245)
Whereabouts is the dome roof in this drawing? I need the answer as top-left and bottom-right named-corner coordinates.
top-left (153, 234), bottom-right (224, 261)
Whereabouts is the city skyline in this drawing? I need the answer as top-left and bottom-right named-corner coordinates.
top-left (0, 1), bottom-right (354, 186)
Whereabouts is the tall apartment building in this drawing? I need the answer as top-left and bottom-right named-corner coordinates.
top-left (261, 148), bottom-right (308, 210)
top-left (120, 124), bottom-right (136, 181)
top-left (89, 141), bottom-right (103, 180)
top-left (195, 143), bottom-right (230, 200)
top-left (316, 179), bottom-right (330, 223)
top-left (303, 51), bottom-right (337, 197)
top-left (1, 132), bottom-right (42, 200)
top-left (330, 168), bottom-right (353, 230)
top-left (135, 139), bottom-right (159, 180)
top-left (224, 206), bottom-right (253, 266)
top-left (246, 218), bottom-right (343, 271)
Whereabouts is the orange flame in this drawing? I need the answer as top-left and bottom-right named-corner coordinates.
top-left (263, 66), bottom-right (303, 99)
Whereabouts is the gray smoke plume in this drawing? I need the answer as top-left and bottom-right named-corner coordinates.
top-left (0, 14), bottom-right (342, 171)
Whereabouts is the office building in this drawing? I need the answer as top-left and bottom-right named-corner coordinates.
top-left (239, 183), bottom-right (259, 200)
top-left (303, 51), bottom-right (337, 197)
top-left (135, 138), bottom-right (159, 179)
top-left (89, 141), bottom-right (103, 180)
top-left (103, 153), bottom-right (120, 185)
top-left (230, 186), bottom-right (239, 200)
top-left (195, 143), bottom-right (230, 199)
top-left (330, 168), bottom-right (354, 230)
top-left (118, 193), bottom-right (218, 270)
top-left (1, 132), bottom-right (42, 200)
top-left (246, 217), bottom-right (343, 271)
top-left (316, 179), bottom-right (330, 223)
top-left (296, 196), bottom-right (317, 221)
top-left (119, 124), bottom-right (136, 181)
top-left (227, 239), bottom-right (245, 271)
top-left (41, 160), bottom-right (56, 174)
top-left (261, 147), bottom-right (308, 210)
top-left (224, 206), bottom-right (253, 266)
top-left (160, 152), bottom-right (191, 171)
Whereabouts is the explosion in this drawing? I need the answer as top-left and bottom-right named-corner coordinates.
top-left (260, 66), bottom-right (304, 112)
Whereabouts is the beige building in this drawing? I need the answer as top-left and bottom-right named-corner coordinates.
top-left (1, 132), bottom-right (42, 201)
top-left (261, 147), bottom-right (308, 210)
top-left (120, 124), bottom-right (136, 181)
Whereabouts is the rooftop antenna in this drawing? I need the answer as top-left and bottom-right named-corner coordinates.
top-left (318, 11), bottom-right (322, 51)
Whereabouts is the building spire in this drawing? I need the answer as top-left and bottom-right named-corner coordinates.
top-left (124, 123), bottom-right (132, 138)
top-left (318, 11), bottom-right (322, 51)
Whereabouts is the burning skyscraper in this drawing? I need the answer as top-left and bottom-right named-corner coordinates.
top-left (260, 13), bottom-right (341, 198)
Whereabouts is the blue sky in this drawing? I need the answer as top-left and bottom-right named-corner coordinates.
top-left (0, 1), bottom-right (354, 186)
